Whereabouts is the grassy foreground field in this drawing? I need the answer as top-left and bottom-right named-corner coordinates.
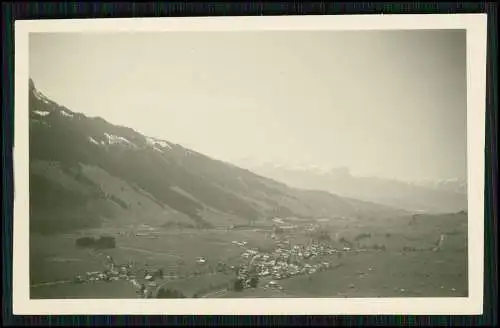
top-left (30, 227), bottom-right (272, 298)
top-left (278, 250), bottom-right (467, 298)
top-left (30, 280), bottom-right (138, 299)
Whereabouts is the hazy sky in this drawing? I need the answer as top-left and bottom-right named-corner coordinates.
top-left (29, 30), bottom-right (467, 181)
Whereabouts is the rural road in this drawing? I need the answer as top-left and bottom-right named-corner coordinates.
top-left (201, 288), bottom-right (228, 298)
top-left (118, 246), bottom-right (182, 259)
top-left (31, 280), bottom-right (72, 288)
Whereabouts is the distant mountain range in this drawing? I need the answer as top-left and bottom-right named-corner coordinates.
top-left (242, 163), bottom-right (467, 214)
top-left (28, 79), bottom-right (409, 234)
top-left (408, 178), bottom-right (467, 195)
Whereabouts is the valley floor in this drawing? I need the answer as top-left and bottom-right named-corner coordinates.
top-left (29, 213), bottom-right (468, 299)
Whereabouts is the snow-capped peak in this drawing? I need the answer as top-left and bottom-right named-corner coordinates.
top-left (33, 110), bottom-right (51, 117)
top-left (33, 89), bottom-right (52, 105)
top-left (60, 110), bottom-right (74, 118)
top-left (145, 136), bottom-right (173, 150)
top-left (103, 132), bottom-right (137, 149)
top-left (409, 178), bottom-right (467, 194)
top-left (88, 136), bottom-right (99, 145)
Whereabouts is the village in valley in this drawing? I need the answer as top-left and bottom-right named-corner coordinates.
top-left (55, 218), bottom-right (366, 298)
top-left (30, 211), bottom-right (467, 299)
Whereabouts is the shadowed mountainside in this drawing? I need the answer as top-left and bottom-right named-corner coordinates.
top-left (29, 78), bottom-right (409, 234)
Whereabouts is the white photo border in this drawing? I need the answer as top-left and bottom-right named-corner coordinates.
top-left (13, 14), bottom-right (487, 315)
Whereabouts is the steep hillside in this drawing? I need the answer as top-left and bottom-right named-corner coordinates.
top-left (28, 78), bottom-right (408, 234)
top-left (245, 164), bottom-right (468, 214)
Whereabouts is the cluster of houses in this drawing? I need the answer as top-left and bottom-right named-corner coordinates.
top-left (72, 256), bottom-right (165, 298)
top-left (230, 237), bottom-right (349, 290)
top-left (246, 253), bottom-right (333, 281)
top-left (231, 240), bottom-right (248, 247)
top-left (66, 221), bottom-right (360, 297)
top-left (118, 224), bottom-right (163, 239)
top-left (265, 280), bottom-right (284, 290)
top-left (196, 257), bottom-right (207, 264)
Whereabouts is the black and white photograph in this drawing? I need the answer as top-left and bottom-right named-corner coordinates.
top-left (13, 14), bottom-right (487, 315)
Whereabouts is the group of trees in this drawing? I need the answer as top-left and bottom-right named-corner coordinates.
top-left (154, 269), bottom-right (260, 297)
top-left (232, 275), bottom-right (259, 292)
top-left (249, 276), bottom-right (259, 288)
top-left (402, 246), bottom-right (418, 252)
top-left (339, 237), bottom-right (354, 248)
top-left (354, 232), bottom-right (372, 242)
top-left (233, 278), bottom-right (245, 292)
top-left (371, 244), bottom-right (387, 251)
top-left (273, 225), bottom-right (284, 234)
top-left (156, 288), bottom-right (186, 298)
top-left (315, 229), bottom-right (332, 241)
top-left (75, 235), bottom-right (116, 249)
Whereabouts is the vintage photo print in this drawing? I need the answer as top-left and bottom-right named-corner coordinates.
top-left (13, 14), bottom-right (487, 315)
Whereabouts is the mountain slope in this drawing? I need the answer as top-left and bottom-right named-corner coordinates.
top-left (28, 78), bottom-right (408, 234)
top-left (244, 164), bottom-right (468, 214)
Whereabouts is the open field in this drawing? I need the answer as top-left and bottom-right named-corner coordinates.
top-left (30, 279), bottom-right (138, 299)
top-left (30, 226), bottom-right (273, 298)
top-left (278, 250), bottom-right (467, 298)
top-left (161, 273), bottom-right (235, 298)
top-left (30, 227), bottom-right (271, 282)
top-left (30, 212), bottom-right (468, 299)
top-left (220, 286), bottom-right (296, 298)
